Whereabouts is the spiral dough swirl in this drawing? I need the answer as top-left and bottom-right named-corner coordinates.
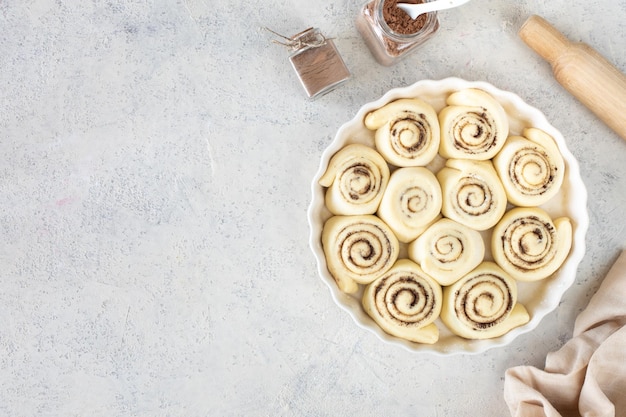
top-left (408, 218), bottom-right (484, 286)
top-left (364, 98), bottom-right (440, 167)
top-left (322, 215), bottom-right (399, 293)
top-left (493, 128), bottom-right (565, 207)
top-left (438, 89), bottom-right (509, 160)
top-left (319, 144), bottom-right (390, 215)
top-left (437, 159), bottom-right (507, 231)
top-left (454, 273), bottom-right (512, 328)
top-left (440, 262), bottom-right (529, 340)
top-left (450, 111), bottom-right (496, 152)
top-left (377, 167), bottom-right (442, 242)
top-left (363, 259), bottom-right (442, 344)
top-left (492, 207), bottom-right (572, 282)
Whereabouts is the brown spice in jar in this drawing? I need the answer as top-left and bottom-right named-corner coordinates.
top-left (289, 38), bottom-right (351, 98)
top-left (382, 0), bottom-right (427, 35)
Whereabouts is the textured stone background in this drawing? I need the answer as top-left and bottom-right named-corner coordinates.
top-left (1, 0), bottom-right (625, 416)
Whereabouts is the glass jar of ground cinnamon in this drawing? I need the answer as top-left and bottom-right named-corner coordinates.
top-left (356, 0), bottom-right (439, 66)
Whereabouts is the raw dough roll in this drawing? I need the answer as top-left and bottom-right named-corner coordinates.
top-left (408, 218), bottom-right (484, 286)
top-left (437, 159), bottom-right (508, 231)
top-left (439, 89), bottom-right (509, 160)
top-left (363, 259), bottom-right (442, 344)
top-left (493, 128), bottom-right (565, 207)
top-left (364, 98), bottom-right (440, 167)
top-left (377, 167), bottom-right (442, 243)
top-left (319, 144), bottom-right (390, 215)
top-left (322, 215), bottom-right (400, 293)
top-left (491, 207), bottom-right (572, 282)
top-left (440, 262), bottom-right (530, 340)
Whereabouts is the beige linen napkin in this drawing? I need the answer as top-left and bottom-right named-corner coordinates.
top-left (504, 250), bottom-right (626, 417)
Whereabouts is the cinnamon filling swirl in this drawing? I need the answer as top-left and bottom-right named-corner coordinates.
top-left (387, 112), bottom-right (431, 156)
top-left (338, 163), bottom-right (381, 203)
top-left (508, 147), bottom-right (554, 196)
top-left (454, 272), bottom-right (513, 330)
top-left (377, 167), bottom-right (442, 242)
top-left (492, 207), bottom-right (572, 282)
top-left (364, 98), bottom-right (440, 167)
top-left (322, 215), bottom-right (400, 293)
top-left (449, 110), bottom-right (499, 154)
top-left (363, 259), bottom-right (442, 344)
top-left (439, 89), bottom-right (509, 161)
top-left (438, 159), bottom-right (507, 231)
top-left (319, 144), bottom-right (390, 215)
top-left (441, 262), bottom-right (529, 339)
top-left (454, 177), bottom-right (494, 216)
top-left (500, 215), bottom-right (556, 271)
top-left (408, 218), bottom-right (484, 286)
top-left (493, 128), bottom-right (565, 207)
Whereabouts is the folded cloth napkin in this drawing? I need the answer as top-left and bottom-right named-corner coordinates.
top-left (504, 250), bottom-right (626, 417)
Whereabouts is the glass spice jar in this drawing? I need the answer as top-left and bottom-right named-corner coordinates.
top-left (356, 0), bottom-right (440, 66)
top-left (266, 27), bottom-right (351, 99)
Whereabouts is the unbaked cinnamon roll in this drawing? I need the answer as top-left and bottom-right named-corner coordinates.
top-left (439, 89), bottom-right (509, 160)
top-left (364, 98), bottom-right (440, 167)
top-left (440, 262), bottom-right (530, 340)
top-left (437, 159), bottom-right (507, 231)
top-left (322, 215), bottom-right (400, 293)
top-left (408, 218), bottom-right (484, 286)
top-left (363, 259), bottom-right (442, 344)
top-left (491, 207), bottom-right (572, 282)
top-left (319, 144), bottom-right (390, 215)
top-left (493, 128), bottom-right (565, 207)
top-left (377, 167), bottom-right (442, 242)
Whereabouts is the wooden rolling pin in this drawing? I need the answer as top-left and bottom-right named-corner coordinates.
top-left (519, 15), bottom-right (626, 141)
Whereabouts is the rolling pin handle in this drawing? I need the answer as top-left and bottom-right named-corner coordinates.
top-left (519, 15), bottom-right (570, 66)
top-left (519, 14), bottom-right (626, 142)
